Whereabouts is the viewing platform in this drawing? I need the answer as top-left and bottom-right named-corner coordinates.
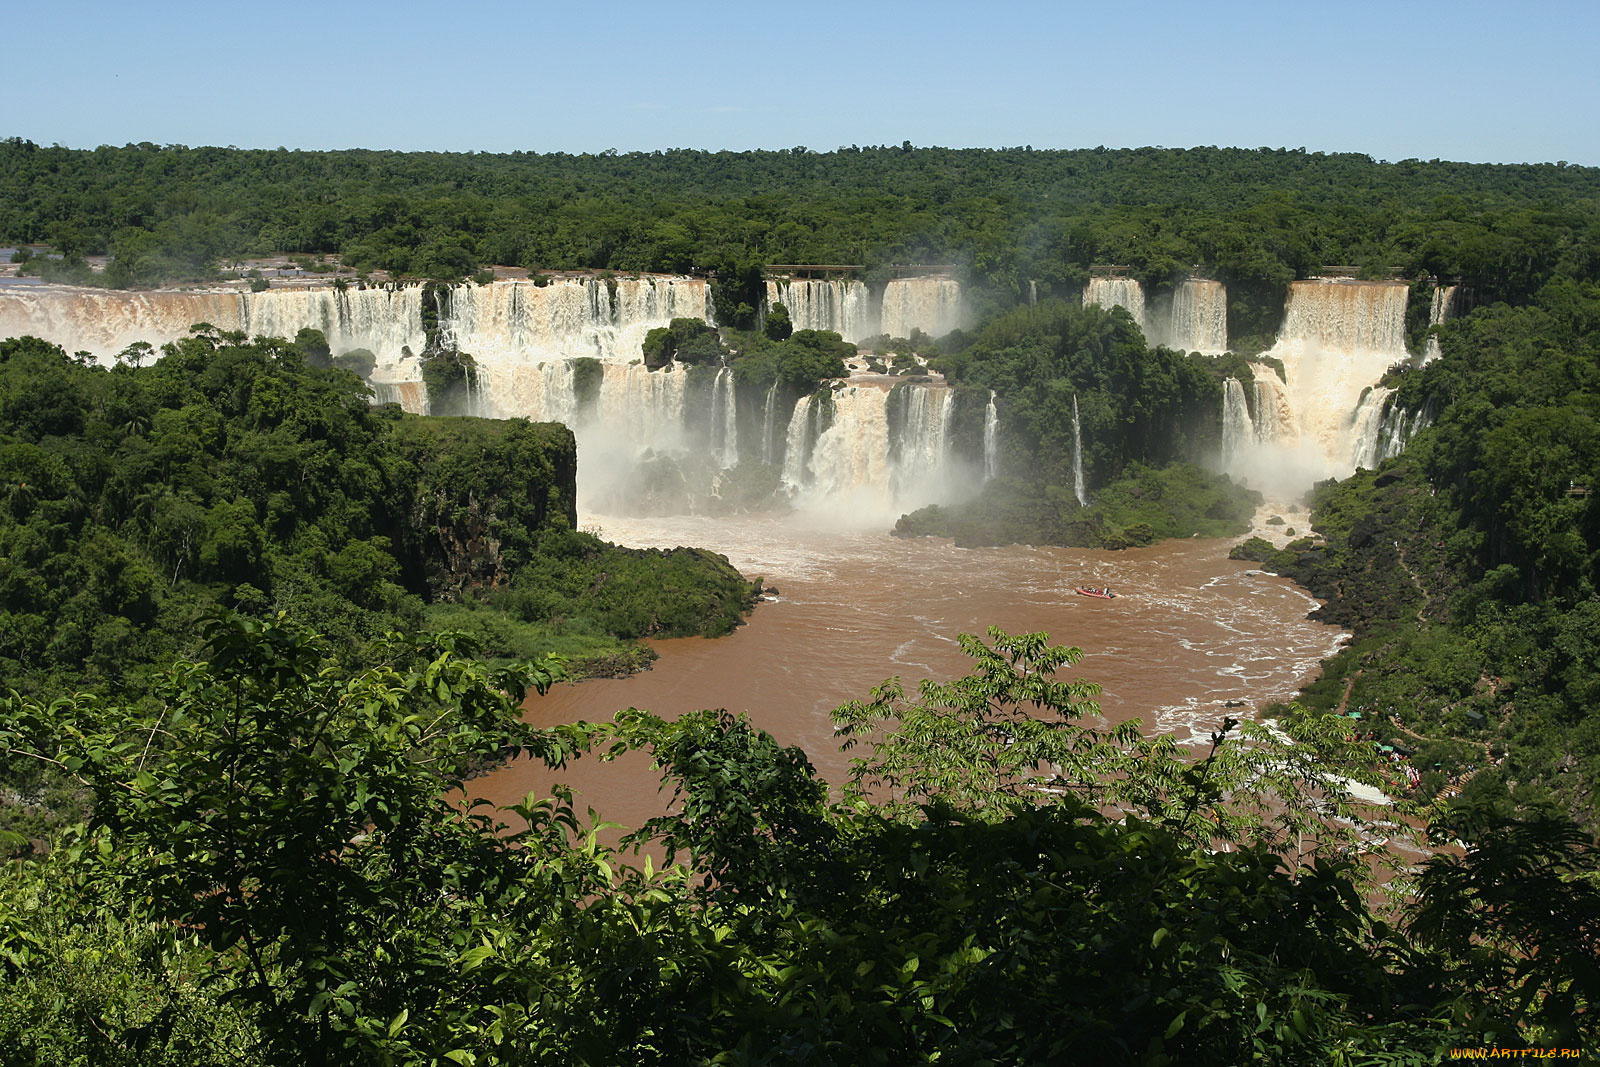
top-left (762, 264), bottom-right (959, 278)
top-left (764, 264), bottom-right (864, 276)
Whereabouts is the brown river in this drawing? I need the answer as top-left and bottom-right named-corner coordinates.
top-left (469, 514), bottom-right (1347, 830)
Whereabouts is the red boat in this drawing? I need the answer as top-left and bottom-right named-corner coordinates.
top-left (1075, 587), bottom-right (1117, 599)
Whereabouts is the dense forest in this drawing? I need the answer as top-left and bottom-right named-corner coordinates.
top-left (3, 142), bottom-right (1600, 1060)
top-left (0, 330), bottom-right (759, 843)
top-left (898, 299), bottom-right (1260, 546)
top-left (4, 140), bottom-right (1599, 345)
top-left (1230, 271), bottom-right (1600, 827)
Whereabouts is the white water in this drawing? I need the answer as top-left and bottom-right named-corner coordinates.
top-left (1166, 279), bottom-right (1229, 353)
top-left (761, 382), bottom-right (780, 465)
top-left (1253, 375), bottom-right (1292, 445)
top-left (1351, 390), bottom-right (1431, 470)
top-left (767, 279), bottom-right (874, 342)
top-left (781, 393), bottom-right (819, 493)
top-left (779, 381), bottom-right (965, 522)
top-left (1348, 386), bottom-right (1395, 470)
top-left (1083, 278), bottom-right (1149, 337)
top-left (711, 367), bottom-right (738, 469)
top-left (983, 391), bottom-right (999, 480)
top-left (1423, 284), bottom-right (1457, 364)
top-left (1224, 280), bottom-right (1412, 490)
top-left (1221, 379), bottom-right (1254, 466)
top-left (442, 277), bottom-right (708, 379)
top-left (1071, 395), bottom-right (1088, 506)
top-left (879, 277), bottom-right (963, 339)
top-left (0, 284), bottom-right (428, 368)
top-left (1085, 277), bottom-right (1229, 353)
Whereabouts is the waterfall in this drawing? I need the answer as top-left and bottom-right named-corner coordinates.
top-left (780, 381), bottom-right (962, 516)
top-left (1166, 279), bottom-right (1229, 353)
top-left (879, 277), bottom-right (963, 339)
top-left (1354, 391), bottom-right (1430, 468)
top-left (443, 276), bottom-right (707, 367)
top-left (3, 276), bottom-right (983, 519)
top-left (767, 278), bottom-right (873, 341)
top-left (1071, 395), bottom-right (1088, 506)
top-left (781, 393), bottom-right (820, 493)
top-left (1028, 280), bottom-right (1038, 307)
top-left (1235, 279), bottom-right (1410, 483)
top-left (1348, 386), bottom-right (1395, 469)
top-left (1083, 277), bottom-right (1149, 338)
top-left (0, 284), bottom-right (429, 367)
top-left (1221, 379), bottom-right (1255, 466)
top-left (710, 367), bottom-right (738, 468)
top-left (469, 358), bottom-right (579, 423)
top-left (1278, 280), bottom-right (1408, 354)
top-left (1253, 375), bottom-right (1290, 444)
top-left (1423, 284), bottom-right (1458, 363)
top-left (889, 384), bottom-right (954, 503)
top-left (761, 382), bottom-right (780, 465)
top-left (805, 386), bottom-right (892, 505)
top-left (979, 388), bottom-right (992, 479)
top-left (371, 380), bottom-right (428, 414)
top-left (594, 362), bottom-right (688, 445)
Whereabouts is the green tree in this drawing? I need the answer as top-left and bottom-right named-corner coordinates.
top-left (764, 300), bottom-right (793, 340)
top-left (1, 613), bottom-right (570, 1065)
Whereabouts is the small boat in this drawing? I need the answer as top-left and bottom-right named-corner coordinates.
top-left (1075, 586), bottom-right (1116, 599)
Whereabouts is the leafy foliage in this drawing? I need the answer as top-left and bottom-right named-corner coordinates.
top-left (1234, 275), bottom-right (1600, 822)
top-left (1, 617), bottom-right (1595, 1062)
top-left (0, 331), bottom-right (757, 845)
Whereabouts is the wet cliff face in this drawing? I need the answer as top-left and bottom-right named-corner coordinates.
top-left (391, 417), bottom-right (579, 599)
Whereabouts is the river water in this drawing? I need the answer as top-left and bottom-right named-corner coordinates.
top-left (470, 514), bottom-right (1347, 831)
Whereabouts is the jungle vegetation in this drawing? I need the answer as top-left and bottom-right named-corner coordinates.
top-left (1, 618), bottom-right (1595, 1065)
top-left (0, 329), bottom-right (759, 843)
top-left (2, 140), bottom-right (1600, 1060)
top-left (4, 140), bottom-right (1599, 342)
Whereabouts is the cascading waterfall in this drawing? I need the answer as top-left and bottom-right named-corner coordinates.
top-left (1166, 279), bottom-right (1229, 353)
top-left (1253, 376), bottom-right (1291, 444)
top-left (1423, 284), bottom-right (1458, 363)
top-left (710, 367), bottom-right (738, 469)
top-left (766, 279), bottom-right (873, 342)
top-left (780, 381), bottom-right (963, 517)
top-left (1085, 277), bottom-right (1228, 352)
top-left (1083, 278), bottom-right (1150, 338)
top-left (879, 277), bottom-right (963, 339)
top-left (595, 362), bottom-right (689, 445)
top-left (468, 357), bottom-right (578, 424)
top-left (1227, 279), bottom-right (1411, 486)
top-left (781, 393), bottom-right (820, 493)
top-left (761, 382), bottom-right (780, 465)
top-left (1348, 386), bottom-right (1395, 469)
top-left (0, 284), bottom-right (427, 368)
top-left (983, 391), bottom-right (999, 480)
top-left (1071, 395), bottom-right (1088, 506)
top-left (1350, 387), bottom-right (1431, 469)
top-left (1221, 379), bottom-right (1255, 466)
top-left (2, 275), bottom-right (976, 519)
top-left (372, 380), bottom-right (428, 413)
top-left (443, 277), bottom-right (708, 367)
top-left (804, 386), bottom-right (892, 506)
top-left (890, 385), bottom-right (954, 499)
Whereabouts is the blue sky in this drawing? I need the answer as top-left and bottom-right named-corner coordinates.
top-left (12, 0), bottom-right (1599, 164)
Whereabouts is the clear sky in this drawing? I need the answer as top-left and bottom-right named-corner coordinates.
top-left (11, 0), bottom-right (1599, 165)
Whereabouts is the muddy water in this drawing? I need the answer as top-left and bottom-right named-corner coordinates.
top-left (470, 515), bottom-right (1347, 830)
